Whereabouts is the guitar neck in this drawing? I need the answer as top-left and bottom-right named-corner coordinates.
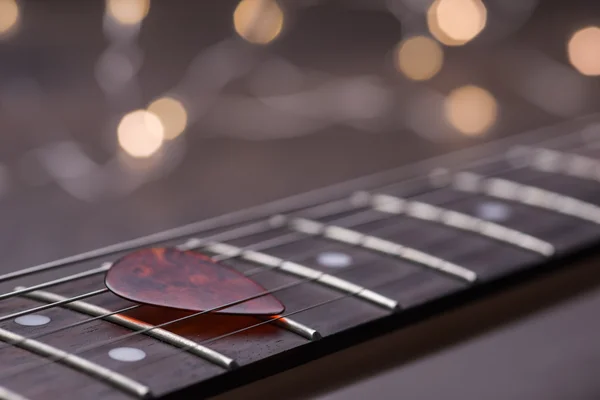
top-left (1, 114), bottom-right (600, 399)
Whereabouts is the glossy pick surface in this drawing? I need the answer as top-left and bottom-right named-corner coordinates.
top-left (105, 248), bottom-right (284, 315)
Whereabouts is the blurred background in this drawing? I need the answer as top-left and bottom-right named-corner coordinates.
top-left (0, 0), bottom-right (599, 273)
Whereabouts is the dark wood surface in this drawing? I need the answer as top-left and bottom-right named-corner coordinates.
top-left (214, 248), bottom-right (600, 400)
top-left (0, 117), bottom-right (598, 399)
top-left (1, 1), bottom-right (600, 399)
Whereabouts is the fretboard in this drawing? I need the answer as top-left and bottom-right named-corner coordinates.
top-left (2, 115), bottom-right (600, 399)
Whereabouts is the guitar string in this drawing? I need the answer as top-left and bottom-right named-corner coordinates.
top-left (0, 122), bottom-right (595, 384)
top-left (0, 173), bottom-right (449, 356)
top-left (0, 288), bottom-right (109, 323)
top-left (0, 260), bottom-right (427, 383)
top-left (0, 116), bottom-right (587, 302)
top-left (0, 126), bottom-right (592, 354)
top-left (0, 127), bottom-right (576, 334)
top-left (0, 114), bottom-right (588, 360)
top-left (0, 204), bottom-right (411, 358)
top-left (0, 161), bottom-right (470, 352)
top-left (0, 151), bottom-right (594, 383)
top-left (3, 140), bottom-right (590, 381)
top-left (0, 139), bottom-right (512, 303)
top-left (0, 114), bottom-right (589, 286)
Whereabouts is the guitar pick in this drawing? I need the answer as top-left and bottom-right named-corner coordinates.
top-left (105, 247), bottom-right (285, 315)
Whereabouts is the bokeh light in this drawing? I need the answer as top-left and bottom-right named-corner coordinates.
top-left (233, 0), bottom-right (284, 45)
top-left (106, 0), bottom-right (150, 25)
top-left (117, 110), bottom-right (164, 158)
top-left (444, 85), bottom-right (498, 135)
top-left (395, 36), bottom-right (444, 81)
top-left (568, 26), bottom-right (600, 76)
top-left (147, 97), bottom-right (188, 140)
top-left (427, 0), bottom-right (487, 46)
top-left (0, 0), bottom-right (19, 37)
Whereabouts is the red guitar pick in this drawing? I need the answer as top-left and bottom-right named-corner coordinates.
top-left (105, 247), bottom-right (284, 315)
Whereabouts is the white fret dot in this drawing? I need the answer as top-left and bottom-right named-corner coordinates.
top-left (108, 347), bottom-right (146, 362)
top-left (317, 252), bottom-right (352, 268)
top-left (15, 314), bottom-right (51, 326)
top-left (476, 201), bottom-right (511, 222)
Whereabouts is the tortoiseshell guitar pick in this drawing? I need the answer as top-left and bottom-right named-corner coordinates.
top-left (105, 247), bottom-right (284, 315)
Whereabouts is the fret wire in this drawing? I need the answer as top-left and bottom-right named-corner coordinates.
top-left (2, 116), bottom-right (592, 286)
top-left (0, 327), bottom-right (151, 398)
top-left (258, 316), bottom-right (321, 340)
top-left (67, 259), bottom-right (461, 378)
top-left (0, 279), bottom-right (325, 383)
top-left (0, 176), bottom-right (529, 356)
top-left (0, 212), bottom-right (378, 351)
top-left (0, 206), bottom-right (416, 382)
top-left (1, 210), bottom-right (382, 351)
top-left (514, 145), bottom-right (600, 183)
top-left (0, 221), bottom-right (271, 285)
top-left (452, 172), bottom-right (600, 225)
top-left (0, 209), bottom-right (379, 316)
top-left (0, 386), bottom-right (30, 400)
top-left (0, 304), bottom-right (140, 352)
top-left (186, 210), bottom-right (390, 283)
top-left (34, 121), bottom-right (595, 374)
top-left (279, 215), bottom-right (477, 282)
top-left (0, 288), bottom-right (108, 323)
top-left (23, 288), bottom-right (319, 344)
top-left (0, 148), bottom-right (586, 366)
top-left (184, 209), bottom-right (386, 270)
top-left (377, 124), bottom-right (595, 195)
top-left (204, 242), bottom-right (399, 310)
top-left (350, 135), bottom-right (600, 239)
top-left (0, 210), bottom-right (381, 357)
top-left (0, 117), bottom-right (596, 384)
top-left (363, 192), bottom-right (555, 256)
top-left (0, 257), bottom-right (413, 386)
top-left (19, 289), bottom-right (238, 370)
top-left (0, 195), bottom-right (405, 321)
top-left (203, 290), bottom-right (375, 345)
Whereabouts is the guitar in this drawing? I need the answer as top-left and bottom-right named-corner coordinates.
top-left (1, 0), bottom-right (600, 399)
top-left (1, 114), bottom-right (600, 399)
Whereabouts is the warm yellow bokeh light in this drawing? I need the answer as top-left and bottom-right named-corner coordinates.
top-left (117, 110), bottom-right (164, 158)
top-left (427, 0), bottom-right (487, 46)
top-left (233, 0), bottom-right (284, 45)
top-left (147, 97), bottom-right (188, 140)
top-left (568, 26), bottom-right (600, 76)
top-left (444, 85), bottom-right (498, 136)
top-left (396, 36), bottom-right (444, 81)
top-left (0, 0), bottom-right (19, 37)
top-left (106, 0), bottom-right (150, 25)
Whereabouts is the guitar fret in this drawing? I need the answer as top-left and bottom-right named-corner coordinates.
top-left (0, 386), bottom-right (29, 400)
top-left (364, 193), bottom-right (554, 256)
top-left (0, 217), bottom-right (273, 285)
top-left (0, 328), bottom-right (150, 398)
top-left (257, 316), bottom-right (321, 341)
top-left (121, 242), bottom-right (321, 341)
top-left (453, 172), bottom-right (600, 225)
top-left (288, 218), bottom-right (477, 283)
top-left (18, 289), bottom-right (238, 370)
top-left (514, 145), bottom-right (600, 182)
top-left (203, 243), bottom-right (399, 311)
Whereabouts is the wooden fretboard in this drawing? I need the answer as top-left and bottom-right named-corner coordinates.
top-left (2, 115), bottom-right (600, 399)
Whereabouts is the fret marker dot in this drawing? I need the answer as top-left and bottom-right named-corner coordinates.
top-left (14, 314), bottom-right (51, 326)
top-left (108, 347), bottom-right (146, 362)
top-left (317, 252), bottom-right (352, 268)
top-left (476, 201), bottom-right (511, 222)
